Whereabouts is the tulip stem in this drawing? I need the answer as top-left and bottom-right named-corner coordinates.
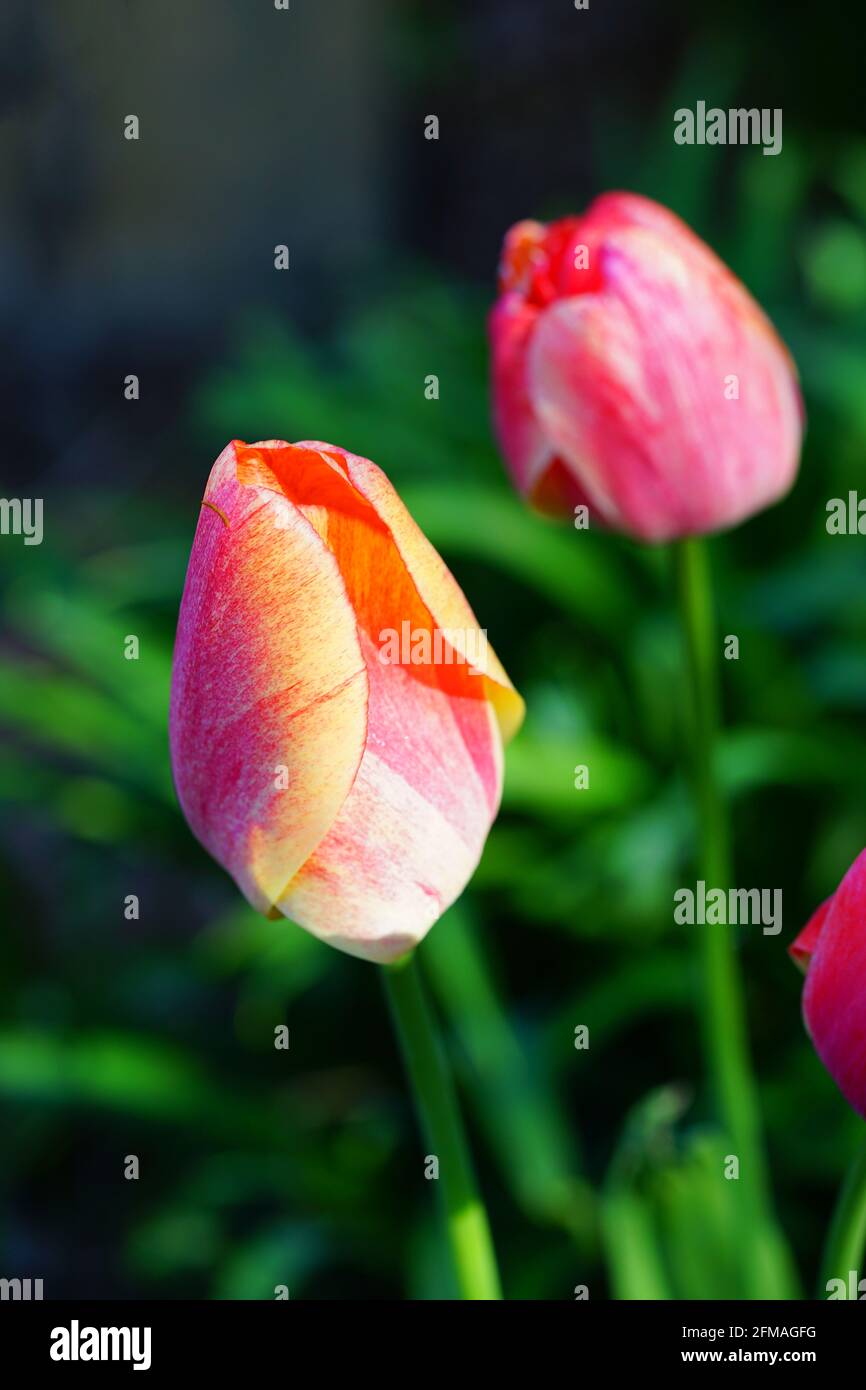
top-left (673, 541), bottom-right (769, 1198)
top-left (819, 1131), bottom-right (866, 1296)
top-left (382, 950), bottom-right (503, 1300)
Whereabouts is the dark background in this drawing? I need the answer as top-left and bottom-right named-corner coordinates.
top-left (1, 0), bottom-right (865, 1299)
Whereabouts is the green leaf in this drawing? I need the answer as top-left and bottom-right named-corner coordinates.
top-left (424, 904), bottom-right (595, 1245)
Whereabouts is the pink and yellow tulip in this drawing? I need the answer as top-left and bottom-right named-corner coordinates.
top-left (170, 439), bottom-right (523, 963)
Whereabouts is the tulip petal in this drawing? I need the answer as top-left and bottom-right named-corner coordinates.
top-left (325, 441), bottom-right (525, 745)
top-left (278, 629), bottom-right (504, 961)
top-left (169, 442), bottom-right (369, 914)
top-left (489, 292), bottom-right (555, 496)
top-left (528, 226), bottom-right (802, 542)
top-left (489, 294), bottom-right (597, 519)
top-left (788, 897), bottom-right (831, 974)
top-left (799, 850), bottom-right (866, 1117)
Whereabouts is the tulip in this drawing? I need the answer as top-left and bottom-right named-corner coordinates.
top-left (170, 437), bottom-right (520, 1300)
top-left (489, 191), bottom-right (803, 541)
top-left (790, 849), bottom-right (866, 1119)
top-left (169, 438), bottom-right (524, 965)
top-left (793, 851), bottom-right (866, 1295)
top-left (489, 194), bottom-right (805, 1294)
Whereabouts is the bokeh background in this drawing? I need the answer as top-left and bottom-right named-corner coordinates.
top-left (2, 0), bottom-right (865, 1299)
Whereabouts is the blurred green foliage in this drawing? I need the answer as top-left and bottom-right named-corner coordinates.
top-left (4, 33), bottom-right (866, 1299)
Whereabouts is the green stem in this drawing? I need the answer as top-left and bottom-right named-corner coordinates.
top-left (673, 539), bottom-right (767, 1197)
top-left (382, 950), bottom-right (503, 1300)
top-left (820, 1132), bottom-right (866, 1296)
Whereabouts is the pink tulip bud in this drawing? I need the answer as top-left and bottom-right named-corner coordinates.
top-left (789, 850), bottom-right (866, 1118)
top-left (169, 440), bottom-right (524, 963)
top-left (489, 192), bottom-right (804, 541)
